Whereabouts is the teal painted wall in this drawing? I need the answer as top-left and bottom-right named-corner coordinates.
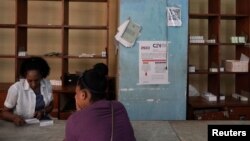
top-left (118, 0), bottom-right (188, 120)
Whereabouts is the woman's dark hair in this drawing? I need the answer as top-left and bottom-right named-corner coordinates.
top-left (77, 63), bottom-right (108, 102)
top-left (20, 56), bottom-right (50, 78)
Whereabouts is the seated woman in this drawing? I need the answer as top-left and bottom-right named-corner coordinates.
top-left (65, 63), bottom-right (136, 141)
top-left (2, 57), bottom-right (53, 126)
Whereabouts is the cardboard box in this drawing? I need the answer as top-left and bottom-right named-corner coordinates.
top-left (189, 65), bottom-right (195, 72)
top-left (225, 60), bottom-right (249, 72)
top-left (202, 93), bottom-right (225, 102)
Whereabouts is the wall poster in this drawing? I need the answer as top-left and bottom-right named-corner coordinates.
top-left (138, 41), bottom-right (169, 85)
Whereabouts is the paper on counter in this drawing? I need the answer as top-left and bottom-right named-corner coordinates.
top-left (25, 118), bottom-right (40, 124)
top-left (40, 120), bottom-right (54, 127)
top-left (25, 116), bottom-right (54, 127)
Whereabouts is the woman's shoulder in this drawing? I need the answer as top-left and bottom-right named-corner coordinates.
top-left (95, 100), bottom-right (126, 108)
top-left (107, 100), bottom-right (127, 113)
top-left (7, 80), bottom-right (26, 93)
top-left (9, 79), bottom-right (25, 88)
top-left (111, 100), bottom-right (125, 107)
top-left (67, 109), bottom-right (90, 124)
top-left (93, 100), bottom-right (125, 108)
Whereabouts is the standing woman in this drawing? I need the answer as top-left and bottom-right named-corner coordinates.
top-left (65, 63), bottom-right (136, 141)
top-left (2, 57), bottom-right (53, 126)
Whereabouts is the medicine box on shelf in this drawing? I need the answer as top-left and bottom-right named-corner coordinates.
top-left (225, 60), bottom-right (249, 72)
top-left (232, 93), bottom-right (248, 102)
top-left (202, 92), bottom-right (225, 102)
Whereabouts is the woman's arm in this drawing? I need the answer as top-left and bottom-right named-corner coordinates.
top-left (1, 106), bottom-right (25, 126)
top-left (44, 100), bottom-right (54, 115)
top-left (34, 101), bottom-right (54, 119)
top-left (3, 84), bottom-right (25, 126)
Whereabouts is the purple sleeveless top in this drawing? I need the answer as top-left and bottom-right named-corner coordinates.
top-left (65, 100), bottom-right (136, 141)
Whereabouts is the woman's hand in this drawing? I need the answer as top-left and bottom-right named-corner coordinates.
top-left (2, 107), bottom-right (26, 126)
top-left (13, 116), bottom-right (26, 126)
top-left (33, 110), bottom-right (44, 120)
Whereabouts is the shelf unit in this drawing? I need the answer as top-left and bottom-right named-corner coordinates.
top-left (0, 0), bottom-right (110, 119)
top-left (188, 0), bottom-right (250, 120)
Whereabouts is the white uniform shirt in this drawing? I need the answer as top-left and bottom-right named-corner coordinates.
top-left (4, 79), bottom-right (53, 119)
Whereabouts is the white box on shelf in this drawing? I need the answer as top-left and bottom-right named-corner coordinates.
top-left (238, 36), bottom-right (246, 43)
top-left (220, 95), bottom-right (225, 101)
top-left (189, 36), bottom-right (205, 43)
top-left (18, 51), bottom-right (27, 56)
top-left (225, 60), bottom-right (249, 72)
top-left (202, 94), bottom-right (216, 101)
top-left (230, 36), bottom-right (238, 43)
top-left (189, 65), bottom-right (195, 72)
top-left (209, 68), bottom-right (218, 72)
top-left (220, 67), bottom-right (224, 72)
top-left (232, 93), bottom-right (248, 101)
top-left (50, 80), bottom-right (62, 86)
top-left (101, 51), bottom-right (106, 57)
top-left (202, 92), bottom-right (225, 102)
top-left (206, 39), bottom-right (216, 43)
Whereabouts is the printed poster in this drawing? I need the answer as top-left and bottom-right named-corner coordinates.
top-left (139, 41), bottom-right (169, 85)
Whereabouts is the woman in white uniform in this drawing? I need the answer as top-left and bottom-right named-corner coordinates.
top-left (2, 57), bottom-right (53, 126)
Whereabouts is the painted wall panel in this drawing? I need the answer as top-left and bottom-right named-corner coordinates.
top-left (118, 0), bottom-right (188, 120)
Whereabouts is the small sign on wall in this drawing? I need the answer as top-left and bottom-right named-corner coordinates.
top-left (115, 18), bottom-right (142, 48)
top-left (167, 6), bottom-right (182, 27)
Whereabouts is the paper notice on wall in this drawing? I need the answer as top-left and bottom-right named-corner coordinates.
top-left (115, 19), bottom-right (142, 48)
top-left (138, 41), bottom-right (169, 85)
top-left (167, 7), bottom-right (182, 27)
